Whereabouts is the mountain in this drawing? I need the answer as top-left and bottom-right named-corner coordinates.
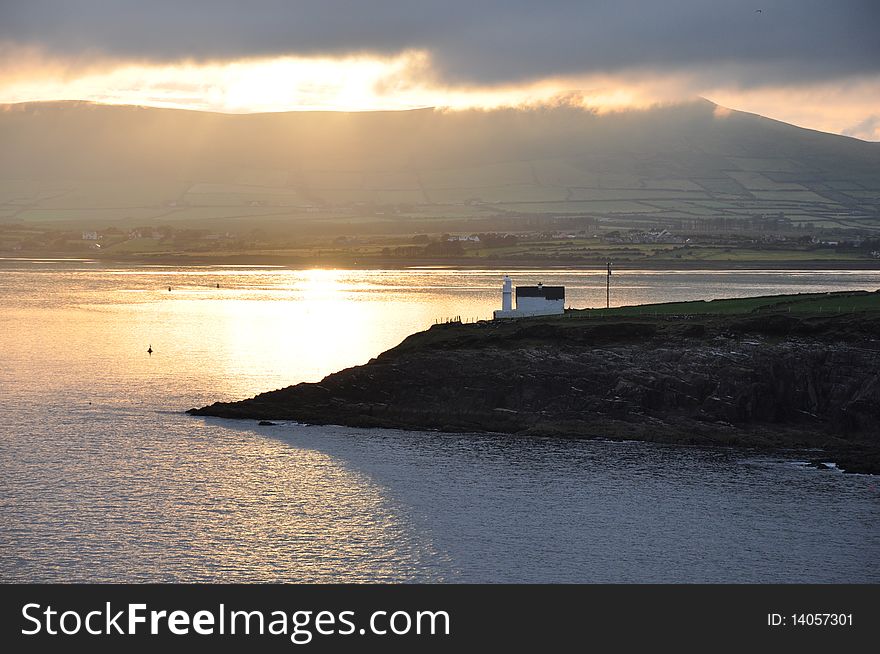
top-left (1, 99), bottom-right (878, 230)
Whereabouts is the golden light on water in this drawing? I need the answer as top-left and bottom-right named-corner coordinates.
top-left (4, 262), bottom-right (880, 581)
top-left (177, 425), bottom-right (439, 582)
top-left (112, 267), bottom-right (489, 403)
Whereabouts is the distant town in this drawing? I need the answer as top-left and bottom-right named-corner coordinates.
top-left (3, 212), bottom-right (879, 267)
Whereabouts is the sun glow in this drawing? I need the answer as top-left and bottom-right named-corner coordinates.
top-left (0, 47), bottom-right (693, 114)
top-left (1, 45), bottom-right (878, 139)
top-left (0, 50), bottom-right (429, 113)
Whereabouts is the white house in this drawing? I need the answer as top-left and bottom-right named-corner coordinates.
top-left (493, 276), bottom-right (565, 319)
top-left (446, 234), bottom-right (481, 242)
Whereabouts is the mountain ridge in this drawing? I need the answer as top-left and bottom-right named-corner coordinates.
top-left (1, 99), bottom-right (878, 229)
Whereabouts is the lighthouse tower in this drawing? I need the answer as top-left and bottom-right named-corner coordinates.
top-left (493, 275), bottom-right (565, 319)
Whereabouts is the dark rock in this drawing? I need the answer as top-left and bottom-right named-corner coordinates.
top-left (188, 309), bottom-right (880, 474)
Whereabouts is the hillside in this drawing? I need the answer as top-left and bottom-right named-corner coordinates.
top-left (1, 100), bottom-right (879, 232)
top-left (189, 291), bottom-right (880, 474)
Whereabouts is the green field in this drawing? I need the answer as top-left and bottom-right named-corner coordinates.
top-left (425, 185), bottom-right (567, 204)
top-left (420, 161), bottom-right (535, 188)
top-left (100, 237), bottom-right (180, 254)
top-left (569, 290), bottom-right (880, 318)
top-left (3, 155), bottom-right (878, 225)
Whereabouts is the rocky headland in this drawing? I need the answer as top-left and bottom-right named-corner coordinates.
top-left (188, 291), bottom-right (880, 474)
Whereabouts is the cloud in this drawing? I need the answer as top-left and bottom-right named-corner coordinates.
top-left (704, 75), bottom-right (880, 141)
top-left (2, 46), bottom-right (879, 142)
top-left (1, 1), bottom-right (878, 140)
top-left (0, 49), bottom-right (702, 114)
top-left (1, 0), bottom-right (877, 88)
top-left (843, 115), bottom-right (880, 141)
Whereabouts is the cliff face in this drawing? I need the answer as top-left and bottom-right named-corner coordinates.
top-left (189, 308), bottom-right (880, 471)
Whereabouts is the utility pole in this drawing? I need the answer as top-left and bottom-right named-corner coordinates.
top-left (606, 261), bottom-right (612, 309)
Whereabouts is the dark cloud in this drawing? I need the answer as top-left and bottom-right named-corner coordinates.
top-left (1, 0), bottom-right (878, 86)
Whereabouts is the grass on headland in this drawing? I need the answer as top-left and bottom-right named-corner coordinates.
top-left (567, 290), bottom-right (880, 319)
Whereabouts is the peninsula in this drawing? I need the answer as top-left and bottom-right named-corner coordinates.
top-left (188, 291), bottom-right (880, 474)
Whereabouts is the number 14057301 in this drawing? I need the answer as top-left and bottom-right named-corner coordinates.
top-left (768, 613), bottom-right (853, 627)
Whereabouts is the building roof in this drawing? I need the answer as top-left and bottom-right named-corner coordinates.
top-left (516, 285), bottom-right (565, 300)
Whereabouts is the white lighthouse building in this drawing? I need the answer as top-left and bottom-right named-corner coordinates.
top-left (493, 276), bottom-right (565, 319)
top-left (501, 274), bottom-right (513, 312)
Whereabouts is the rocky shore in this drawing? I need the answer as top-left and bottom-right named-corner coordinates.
top-left (189, 294), bottom-right (880, 474)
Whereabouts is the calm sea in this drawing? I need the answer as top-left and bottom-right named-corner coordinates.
top-left (1, 259), bottom-right (878, 582)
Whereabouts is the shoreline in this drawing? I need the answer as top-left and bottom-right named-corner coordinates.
top-left (6, 252), bottom-right (880, 271)
top-left (198, 414), bottom-right (876, 477)
top-left (188, 291), bottom-right (880, 474)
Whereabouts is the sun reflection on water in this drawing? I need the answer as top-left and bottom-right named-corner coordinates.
top-left (2, 262), bottom-right (880, 582)
top-left (156, 422), bottom-right (448, 582)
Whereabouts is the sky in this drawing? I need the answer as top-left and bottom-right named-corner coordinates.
top-left (1, 0), bottom-right (878, 140)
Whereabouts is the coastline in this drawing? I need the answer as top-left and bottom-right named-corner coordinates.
top-left (6, 251), bottom-right (880, 271)
top-left (188, 291), bottom-right (880, 474)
